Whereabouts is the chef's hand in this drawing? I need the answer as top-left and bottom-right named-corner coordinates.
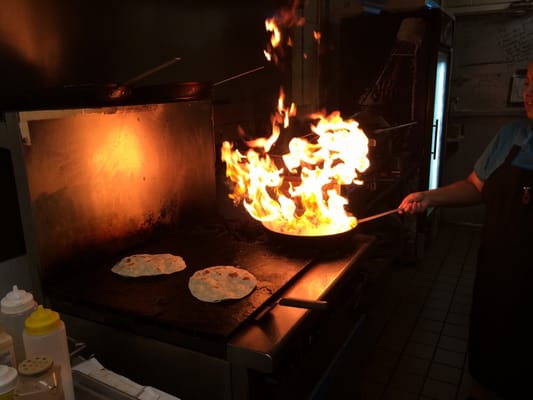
top-left (398, 191), bottom-right (431, 215)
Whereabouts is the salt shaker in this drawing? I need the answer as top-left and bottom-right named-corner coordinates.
top-left (14, 356), bottom-right (64, 400)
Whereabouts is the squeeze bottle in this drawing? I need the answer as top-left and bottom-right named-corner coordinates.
top-left (0, 286), bottom-right (37, 366)
top-left (22, 306), bottom-right (74, 400)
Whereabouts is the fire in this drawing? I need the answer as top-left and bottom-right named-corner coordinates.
top-left (221, 92), bottom-right (369, 236)
top-left (263, 1), bottom-right (304, 65)
top-left (264, 18), bottom-right (281, 62)
top-left (222, 1), bottom-right (369, 236)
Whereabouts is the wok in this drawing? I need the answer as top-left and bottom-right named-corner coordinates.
top-left (262, 209), bottom-right (399, 250)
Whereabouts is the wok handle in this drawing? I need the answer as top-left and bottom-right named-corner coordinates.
top-left (279, 298), bottom-right (328, 310)
top-left (357, 208), bottom-right (399, 224)
top-left (122, 57), bottom-right (182, 87)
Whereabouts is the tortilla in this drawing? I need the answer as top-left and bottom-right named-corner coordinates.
top-left (188, 266), bottom-right (257, 303)
top-left (111, 253), bottom-right (186, 277)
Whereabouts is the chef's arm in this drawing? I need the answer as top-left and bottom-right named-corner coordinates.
top-left (399, 171), bottom-right (483, 214)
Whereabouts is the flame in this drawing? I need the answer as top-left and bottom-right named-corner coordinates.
top-left (221, 92), bottom-right (369, 236)
top-left (264, 17), bottom-right (282, 63)
top-left (226, 2), bottom-right (369, 236)
top-left (265, 18), bottom-right (281, 48)
top-left (263, 1), bottom-right (305, 64)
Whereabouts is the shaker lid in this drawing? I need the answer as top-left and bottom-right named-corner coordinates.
top-left (18, 356), bottom-right (53, 376)
top-left (1, 285), bottom-right (35, 314)
top-left (0, 365), bottom-right (17, 393)
top-left (24, 305), bottom-right (60, 336)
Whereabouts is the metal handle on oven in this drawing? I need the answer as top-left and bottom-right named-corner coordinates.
top-left (279, 298), bottom-right (328, 310)
top-left (432, 118), bottom-right (439, 160)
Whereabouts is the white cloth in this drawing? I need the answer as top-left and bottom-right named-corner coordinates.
top-left (73, 357), bottom-right (180, 400)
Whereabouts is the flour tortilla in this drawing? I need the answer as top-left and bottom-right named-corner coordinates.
top-left (188, 266), bottom-right (257, 303)
top-left (111, 253), bottom-right (186, 277)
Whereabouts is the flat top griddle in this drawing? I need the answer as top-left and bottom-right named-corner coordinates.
top-left (45, 226), bottom-right (329, 340)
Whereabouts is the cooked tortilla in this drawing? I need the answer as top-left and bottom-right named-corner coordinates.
top-left (188, 266), bottom-right (257, 303)
top-left (111, 253), bottom-right (186, 277)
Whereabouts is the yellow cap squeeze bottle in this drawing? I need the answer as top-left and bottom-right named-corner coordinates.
top-left (22, 306), bottom-right (74, 400)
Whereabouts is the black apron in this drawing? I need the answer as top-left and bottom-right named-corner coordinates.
top-left (469, 145), bottom-right (533, 398)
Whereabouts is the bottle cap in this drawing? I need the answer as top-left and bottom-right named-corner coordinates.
top-left (0, 365), bottom-right (17, 394)
top-left (18, 356), bottom-right (53, 376)
top-left (1, 285), bottom-right (36, 314)
top-left (24, 305), bottom-right (60, 336)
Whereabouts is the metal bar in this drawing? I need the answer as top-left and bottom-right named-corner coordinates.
top-left (279, 298), bottom-right (328, 310)
top-left (372, 121), bottom-right (418, 134)
top-left (213, 65), bottom-right (265, 86)
top-left (121, 57), bottom-right (182, 87)
top-left (357, 208), bottom-right (399, 224)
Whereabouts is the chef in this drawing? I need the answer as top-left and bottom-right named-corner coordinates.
top-left (398, 59), bottom-right (533, 400)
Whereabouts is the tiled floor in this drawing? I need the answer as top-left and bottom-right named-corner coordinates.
top-left (328, 221), bottom-right (481, 400)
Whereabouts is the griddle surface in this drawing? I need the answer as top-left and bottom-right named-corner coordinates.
top-left (45, 228), bottom-right (321, 339)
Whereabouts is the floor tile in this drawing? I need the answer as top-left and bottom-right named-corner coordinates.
top-left (388, 371), bottom-right (426, 394)
top-left (428, 362), bottom-right (462, 385)
top-left (445, 312), bottom-right (470, 327)
top-left (434, 348), bottom-right (465, 368)
top-left (416, 318), bottom-right (444, 334)
top-left (458, 276), bottom-right (474, 287)
top-left (422, 378), bottom-right (458, 400)
top-left (421, 306), bottom-right (448, 322)
top-left (449, 303), bottom-right (471, 315)
top-left (404, 341), bottom-right (435, 361)
top-left (451, 293), bottom-right (472, 306)
top-left (428, 289), bottom-right (454, 302)
top-left (438, 335), bottom-right (468, 353)
top-left (397, 355), bottom-right (431, 376)
top-left (382, 389), bottom-right (420, 400)
top-left (424, 297), bottom-right (451, 311)
top-left (441, 323), bottom-right (469, 340)
top-left (433, 282), bottom-right (456, 293)
top-left (411, 328), bottom-right (440, 346)
top-left (454, 285), bottom-right (473, 296)
top-left (436, 275), bottom-right (458, 285)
